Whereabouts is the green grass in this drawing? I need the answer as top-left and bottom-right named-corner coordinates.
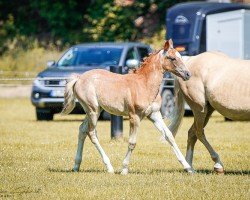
top-left (0, 98), bottom-right (249, 199)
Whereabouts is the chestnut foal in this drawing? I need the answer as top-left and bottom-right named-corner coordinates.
top-left (61, 40), bottom-right (193, 174)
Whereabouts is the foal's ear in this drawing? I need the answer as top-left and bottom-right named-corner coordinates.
top-left (163, 39), bottom-right (173, 51)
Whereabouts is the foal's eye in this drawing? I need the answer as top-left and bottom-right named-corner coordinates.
top-left (168, 57), bottom-right (176, 61)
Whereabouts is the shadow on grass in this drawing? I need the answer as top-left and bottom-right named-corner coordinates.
top-left (48, 167), bottom-right (250, 176)
top-left (194, 169), bottom-right (250, 175)
top-left (0, 186), bottom-right (41, 198)
top-left (48, 167), bottom-right (106, 173)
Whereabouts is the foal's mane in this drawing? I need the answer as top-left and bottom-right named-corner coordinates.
top-left (132, 50), bottom-right (161, 74)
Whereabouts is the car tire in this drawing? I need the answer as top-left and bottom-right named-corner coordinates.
top-left (160, 89), bottom-right (175, 119)
top-left (36, 108), bottom-right (54, 121)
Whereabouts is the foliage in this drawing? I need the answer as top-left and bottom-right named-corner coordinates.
top-left (83, 0), bottom-right (183, 42)
top-left (0, 0), bottom-right (189, 72)
top-left (0, 0), bottom-right (187, 53)
top-left (0, 0), bottom-right (89, 53)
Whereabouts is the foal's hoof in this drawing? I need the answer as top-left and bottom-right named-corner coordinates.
top-left (107, 168), bottom-right (115, 174)
top-left (214, 167), bottom-right (224, 174)
top-left (121, 168), bottom-right (128, 175)
top-left (184, 167), bottom-right (195, 174)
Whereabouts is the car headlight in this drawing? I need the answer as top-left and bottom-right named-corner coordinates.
top-left (33, 77), bottom-right (45, 86)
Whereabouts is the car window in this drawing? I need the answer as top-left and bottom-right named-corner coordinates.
top-left (126, 48), bottom-right (138, 60)
top-left (138, 47), bottom-right (150, 61)
top-left (57, 47), bottom-right (123, 67)
top-left (58, 48), bottom-right (77, 66)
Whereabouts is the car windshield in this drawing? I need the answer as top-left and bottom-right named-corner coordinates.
top-left (57, 47), bottom-right (123, 67)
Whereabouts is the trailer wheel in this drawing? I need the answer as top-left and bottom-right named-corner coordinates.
top-left (161, 89), bottom-right (175, 119)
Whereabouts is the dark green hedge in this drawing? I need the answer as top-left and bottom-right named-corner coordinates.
top-left (0, 0), bottom-right (186, 53)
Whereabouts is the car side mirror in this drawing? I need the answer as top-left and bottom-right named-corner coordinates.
top-left (47, 60), bottom-right (56, 67)
top-left (126, 59), bottom-right (140, 69)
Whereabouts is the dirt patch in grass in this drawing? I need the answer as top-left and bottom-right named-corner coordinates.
top-left (0, 85), bottom-right (31, 98)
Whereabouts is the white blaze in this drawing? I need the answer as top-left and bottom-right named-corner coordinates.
top-left (175, 51), bottom-right (182, 59)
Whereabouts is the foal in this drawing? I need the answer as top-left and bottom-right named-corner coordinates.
top-left (61, 40), bottom-right (193, 174)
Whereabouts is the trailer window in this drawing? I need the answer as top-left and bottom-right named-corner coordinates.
top-left (172, 23), bottom-right (191, 40)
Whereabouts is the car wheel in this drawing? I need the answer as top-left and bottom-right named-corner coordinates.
top-left (36, 108), bottom-right (54, 121)
top-left (160, 89), bottom-right (175, 119)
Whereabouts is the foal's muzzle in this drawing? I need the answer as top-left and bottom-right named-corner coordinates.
top-left (176, 67), bottom-right (192, 81)
top-left (184, 71), bottom-right (192, 80)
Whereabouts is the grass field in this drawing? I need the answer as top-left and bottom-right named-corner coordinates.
top-left (0, 98), bottom-right (249, 199)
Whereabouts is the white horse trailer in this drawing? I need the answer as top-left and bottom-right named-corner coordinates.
top-left (206, 9), bottom-right (250, 59)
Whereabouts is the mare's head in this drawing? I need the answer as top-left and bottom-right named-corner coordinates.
top-left (160, 39), bottom-right (191, 81)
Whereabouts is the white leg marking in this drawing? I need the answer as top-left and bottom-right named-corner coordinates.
top-left (149, 111), bottom-right (192, 172)
top-left (89, 132), bottom-right (114, 173)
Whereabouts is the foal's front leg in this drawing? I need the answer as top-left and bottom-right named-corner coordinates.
top-left (121, 115), bottom-right (140, 175)
top-left (148, 111), bottom-right (194, 173)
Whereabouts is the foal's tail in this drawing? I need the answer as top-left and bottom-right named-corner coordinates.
top-left (61, 74), bottom-right (80, 115)
top-left (167, 79), bottom-right (185, 137)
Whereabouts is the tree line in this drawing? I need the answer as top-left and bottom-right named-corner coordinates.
top-left (0, 0), bottom-right (185, 54)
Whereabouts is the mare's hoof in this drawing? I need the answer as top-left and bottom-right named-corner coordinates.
top-left (121, 168), bottom-right (128, 175)
top-left (214, 167), bottom-right (224, 174)
top-left (72, 167), bottom-right (79, 172)
top-left (184, 167), bottom-right (195, 174)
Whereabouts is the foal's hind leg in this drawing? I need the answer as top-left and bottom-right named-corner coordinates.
top-left (87, 110), bottom-right (114, 173)
top-left (148, 111), bottom-right (193, 173)
top-left (73, 118), bottom-right (89, 172)
top-left (193, 109), bottom-right (224, 173)
top-left (121, 114), bottom-right (140, 175)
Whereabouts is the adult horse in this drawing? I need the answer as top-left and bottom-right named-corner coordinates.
top-left (173, 52), bottom-right (250, 173)
top-left (61, 40), bottom-right (193, 174)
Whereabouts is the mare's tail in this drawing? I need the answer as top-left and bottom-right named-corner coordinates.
top-left (167, 79), bottom-right (185, 137)
top-left (61, 74), bottom-right (80, 115)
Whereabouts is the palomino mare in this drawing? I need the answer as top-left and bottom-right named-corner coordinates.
top-left (61, 40), bottom-right (193, 174)
top-left (173, 52), bottom-right (250, 173)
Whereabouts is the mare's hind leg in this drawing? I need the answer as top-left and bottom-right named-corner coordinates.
top-left (87, 110), bottom-right (114, 173)
top-left (148, 111), bottom-right (193, 173)
top-left (186, 105), bottom-right (214, 168)
top-left (73, 118), bottom-right (89, 172)
top-left (121, 114), bottom-right (140, 175)
top-left (193, 108), bottom-right (224, 173)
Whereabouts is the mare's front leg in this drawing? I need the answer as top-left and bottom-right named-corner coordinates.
top-left (148, 111), bottom-right (193, 173)
top-left (121, 115), bottom-right (141, 175)
top-left (186, 105), bottom-right (215, 170)
top-left (192, 111), bottom-right (224, 173)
